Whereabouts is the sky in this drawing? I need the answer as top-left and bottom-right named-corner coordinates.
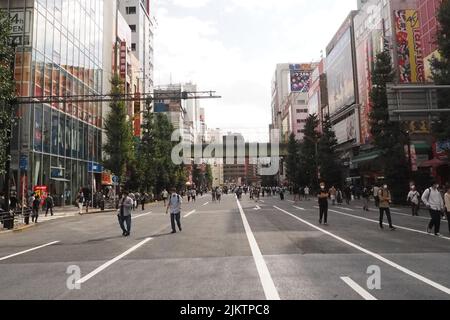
top-left (153, 0), bottom-right (358, 142)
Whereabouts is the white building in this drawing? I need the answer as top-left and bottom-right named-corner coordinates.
top-left (118, 0), bottom-right (154, 94)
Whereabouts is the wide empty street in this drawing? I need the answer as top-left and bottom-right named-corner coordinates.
top-left (0, 194), bottom-right (449, 300)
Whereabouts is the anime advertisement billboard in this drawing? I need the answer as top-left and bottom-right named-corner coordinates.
top-left (394, 10), bottom-right (425, 83)
top-left (289, 64), bottom-right (312, 93)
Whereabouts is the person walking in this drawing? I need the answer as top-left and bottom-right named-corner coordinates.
top-left (166, 188), bottom-right (182, 234)
top-left (31, 195), bottom-right (41, 223)
top-left (45, 193), bottom-right (54, 217)
top-left (329, 186), bottom-right (337, 206)
top-left (337, 188), bottom-right (343, 205)
top-left (444, 185), bottom-right (450, 235)
top-left (373, 185), bottom-right (380, 208)
top-left (161, 189), bottom-right (169, 206)
top-left (140, 193), bottom-right (147, 211)
top-left (378, 184), bottom-right (396, 231)
top-left (76, 191), bottom-right (84, 215)
top-left (422, 181), bottom-right (445, 237)
top-left (362, 187), bottom-right (370, 211)
top-left (216, 187), bottom-right (222, 203)
top-left (318, 183), bottom-right (329, 225)
top-left (407, 185), bottom-right (421, 216)
top-left (344, 185), bottom-right (352, 205)
top-left (117, 191), bottom-right (133, 237)
top-left (304, 186), bottom-right (310, 201)
top-left (192, 189), bottom-right (197, 202)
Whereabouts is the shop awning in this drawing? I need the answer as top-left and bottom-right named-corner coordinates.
top-left (351, 151), bottom-right (381, 165)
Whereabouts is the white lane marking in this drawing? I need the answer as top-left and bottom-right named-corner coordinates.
top-left (254, 205), bottom-right (262, 211)
top-left (0, 241), bottom-right (60, 261)
top-left (340, 207), bottom-right (355, 212)
top-left (203, 202), bottom-right (209, 206)
top-left (341, 277), bottom-right (377, 300)
top-left (274, 206), bottom-right (450, 296)
top-left (293, 206), bottom-right (306, 211)
top-left (184, 210), bottom-right (196, 218)
top-left (260, 200), bottom-right (265, 203)
top-left (287, 200), bottom-right (295, 203)
top-left (237, 199), bottom-right (280, 300)
top-left (132, 212), bottom-right (152, 220)
top-left (327, 208), bottom-right (450, 241)
top-left (77, 238), bottom-right (152, 284)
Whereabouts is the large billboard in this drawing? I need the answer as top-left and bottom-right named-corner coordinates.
top-left (326, 28), bottom-right (356, 116)
top-left (394, 10), bottom-right (425, 83)
top-left (289, 64), bottom-right (312, 93)
top-left (333, 112), bottom-right (357, 145)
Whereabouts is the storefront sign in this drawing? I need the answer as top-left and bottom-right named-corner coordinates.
top-left (9, 10), bottom-right (32, 46)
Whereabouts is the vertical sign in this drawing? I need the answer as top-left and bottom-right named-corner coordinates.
top-left (395, 10), bottom-right (425, 83)
top-left (120, 41), bottom-right (127, 80)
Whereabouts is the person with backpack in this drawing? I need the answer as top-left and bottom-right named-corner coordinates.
top-left (166, 188), bottom-right (182, 234)
top-left (407, 185), bottom-right (421, 217)
top-left (378, 184), bottom-right (396, 231)
top-left (117, 191), bottom-right (133, 237)
top-left (422, 180), bottom-right (445, 237)
top-left (45, 193), bottom-right (54, 217)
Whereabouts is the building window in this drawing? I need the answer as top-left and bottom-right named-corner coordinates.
top-left (126, 7), bottom-right (137, 14)
top-left (131, 43), bottom-right (136, 51)
top-left (129, 25), bottom-right (136, 32)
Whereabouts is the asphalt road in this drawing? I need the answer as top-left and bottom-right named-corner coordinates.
top-left (0, 193), bottom-right (449, 300)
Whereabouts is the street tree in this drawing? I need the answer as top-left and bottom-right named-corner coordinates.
top-left (369, 51), bottom-right (410, 203)
top-left (431, 0), bottom-right (450, 155)
top-left (103, 75), bottom-right (135, 185)
top-left (285, 133), bottom-right (300, 189)
top-left (300, 114), bottom-right (321, 190)
top-left (0, 11), bottom-right (16, 176)
top-left (318, 115), bottom-right (342, 188)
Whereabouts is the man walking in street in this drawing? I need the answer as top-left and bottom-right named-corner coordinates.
top-left (162, 189), bottom-right (169, 206)
top-left (378, 184), bottom-right (396, 231)
top-left (373, 185), bottom-right (380, 208)
top-left (329, 186), bottom-right (337, 206)
top-left (407, 185), bottom-right (421, 216)
top-left (76, 191), bottom-right (84, 215)
top-left (117, 191), bottom-right (133, 237)
top-left (318, 183), bottom-right (329, 225)
top-left (31, 195), bottom-right (41, 223)
top-left (304, 186), bottom-right (310, 201)
top-left (166, 188), bottom-right (182, 234)
top-left (45, 193), bottom-right (54, 217)
top-left (362, 187), bottom-right (370, 211)
top-left (422, 180), bottom-right (445, 237)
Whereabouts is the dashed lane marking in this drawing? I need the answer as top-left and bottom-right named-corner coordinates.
top-left (0, 241), bottom-right (60, 261)
top-left (341, 277), bottom-right (377, 300)
top-left (274, 206), bottom-right (450, 296)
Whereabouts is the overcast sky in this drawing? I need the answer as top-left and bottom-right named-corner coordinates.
top-left (154, 0), bottom-right (357, 142)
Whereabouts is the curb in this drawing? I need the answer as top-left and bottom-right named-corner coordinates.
top-left (0, 208), bottom-right (117, 235)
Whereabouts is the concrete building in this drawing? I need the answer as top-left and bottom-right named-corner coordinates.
top-left (308, 59), bottom-right (328, 132)
top-left (118, 0), bottom-right (154, 94)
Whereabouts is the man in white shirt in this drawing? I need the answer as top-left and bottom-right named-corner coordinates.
top-left (407, 185), bottom-right (421, 216)
top-left (422, 180), bottom-right (445, 236)
top-left (166, 188), bottom-right (183, 234)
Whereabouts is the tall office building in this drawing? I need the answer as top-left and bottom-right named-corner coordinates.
top-left (118, 0), bottom-right (154, 94)
top-left (1, 0), bottom-right (106, 206)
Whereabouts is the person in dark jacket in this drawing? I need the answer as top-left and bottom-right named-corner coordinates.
top-left (45, 194), bottom-right (54, 217)
top-left (318, 183), bottom-right (329, 225)
top-left (32, 195), bottom-right (41, 223)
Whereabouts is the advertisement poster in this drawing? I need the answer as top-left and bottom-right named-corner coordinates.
top-left (395, 10), bottom-right (425, 83)
top-left (333, 113), bottom-right (357, 145)
top-left (326, 28), bottom-right (356, 116)
top-left (289, 64), bottom-right (313, 93)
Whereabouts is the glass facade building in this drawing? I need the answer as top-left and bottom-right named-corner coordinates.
top-left (1, 0), bottom-right (104, 206)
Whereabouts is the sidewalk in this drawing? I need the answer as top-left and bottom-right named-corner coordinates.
top-left (0, 200), bottom-right (164, 234)
top-left (0, 206), bottom-right (116, 234)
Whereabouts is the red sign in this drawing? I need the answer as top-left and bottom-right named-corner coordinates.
top-left (33, 185), bottom-right (48, 205)
top-left (120, 41), bottom-right (127, 80)
top-left (102, 173), bottom-right (113, 186)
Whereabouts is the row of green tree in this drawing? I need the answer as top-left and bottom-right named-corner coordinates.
top-left (103, 75), bottom-right (214, 196)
